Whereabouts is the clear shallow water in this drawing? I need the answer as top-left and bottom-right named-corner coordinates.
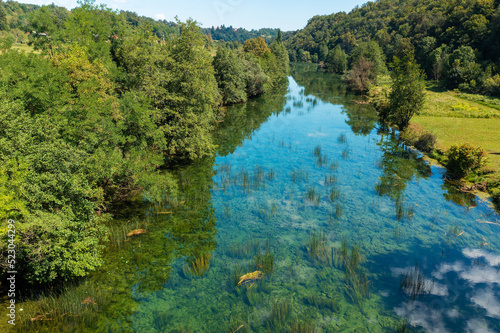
top-left (26, 64), bottom-right (500, 332)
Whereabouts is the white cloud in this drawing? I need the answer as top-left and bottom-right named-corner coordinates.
top-left (155, 14), bottom-right (166, 20)
top-left (395, 301), bottom-right (449, 333)
top-left (466, 318), bottom-right (496, 333)
top-left (471, 288), bottom-right (500, 319)
top-left (463, 248), bottom-right (500, 266)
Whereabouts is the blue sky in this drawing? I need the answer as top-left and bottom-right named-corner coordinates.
top-left (24, 0), bottom-right (369, 31)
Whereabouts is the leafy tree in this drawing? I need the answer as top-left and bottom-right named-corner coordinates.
top-left (385, 55), bottom-right (426, 130)
top-left (243, 37), bottom-right (270, 57)
top-left (427, 45), bottom-right (448, 80)
top-left (270, 39), bottom-right (290, 77)
top-left (349, 41), bottom-right (387, 78)
top-left (0, 33), bottom-right (14, 51)
top-left (0, 3), bottom-right (8, 30)
top-left (213, 46), bottom-right (247, 105)
top-left (325, 44), bottom-right (347, 73)
top-left (444, 46), bottom-right (482, 90)
top-left (319, 43), bottom-right (328, 62)
top-left (344, 56), bottom-right (376, 93)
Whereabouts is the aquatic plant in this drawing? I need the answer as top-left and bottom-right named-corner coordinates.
top-left (341, 148), bottom-right (350, 159)
top-left (329, 161), bottom-right (339, 171)
top-left (268, 169), bottom-right (275, 181)
top-left (266, 299), bottom-right (293, 331)
top-left (223, 203), bottom-right (231, 218)
top-left (227, 238), bottom-right (261, 259)
top-left (395, 318), bottom-right (414, 333)
top-left (395, 200), bottom-right (415, 221)
top-left (329, 188), bottom-right (341, 202)
top-left (18, 280), bottom-right (111, 332)
top-left (307, 187), bottom-right (317, 203)
top-left (314, 145), bottom-right (322, 157)
top-left (335, 203), bottom-right (344, 219)
top-left (316, 153), bottom-right (330, 168)
top-left (324, 174), bottom-right (338, 185)
top-left (448, 224), bottom-right (463, 237)
top-left (230, 266), bottom-right (243, 288)
top-left (306, 231), bottom-right (327, 258)
top-left (400, 263), bottom-right (434, 300)
top-left (337, 240), bottom-right (370, 308)
top-left (254, 247), bottom-right (274, 274)
top-left (338, 133), bottom-right (347, 144)
top-left (303, 294), bottom-right (339, 312)
top-left (153, 310), bottom-right (172, 330)
top-left (187, 253), bottom-right (212, 276)
top-left (292, 169), bottom-right (309, 182)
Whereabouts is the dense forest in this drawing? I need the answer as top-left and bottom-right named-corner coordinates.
top-left (286, 0), bottom-right (500, 96)
top-left (0, 0), bottom-right (289, 286)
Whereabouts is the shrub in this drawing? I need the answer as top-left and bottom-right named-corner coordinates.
top-left (401, 129), bottom-right (436, 153)
top-left (446, 143), bottom-right (486, 178)
top-left (414, 132), bottom-right (437, 153)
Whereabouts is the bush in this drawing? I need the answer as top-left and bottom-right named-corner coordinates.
top-left (414, 132), bottom-right (437, 153)
top-left (446, 143), bottom-right (486, 178)
top-left (486, 177), bottom-right (500, 207)
top-left (401, 128), bottom-right (436, 153)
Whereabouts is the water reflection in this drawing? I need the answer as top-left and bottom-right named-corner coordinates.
top-left (375, 131), bottom-right (431, 202)
top-left (393, 247), bottom-right (500, 332)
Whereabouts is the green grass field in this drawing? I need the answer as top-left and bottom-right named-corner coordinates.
top-left (412, 116), bottom-right (500, 167)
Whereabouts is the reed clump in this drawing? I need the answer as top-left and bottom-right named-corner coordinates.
top-left (303, 294), bottom-right (339, 312)
top-left (395, 318), bottom-right (414, 333)
top-left (337, 133), bottom-right (347, 144)
top-left (338, 240), bottom-right (370, 308)
top-left (306, 231), bottom-right (327, 258)
top-left (342, 148), bottom-right (350, 160)
top-left (265, 300), bottom-right (293, 331)
top-left (292, 169), bottom-right (308, 183)
top-left (395, 200), bottom-right (415, 221)
top-left (227, 238), bottom-right (261, 259)
top-left (153, 310), bottom-right (172, 330)
top-left (307, 187), bottom-right (320, 206)
top-left (324, 174), bottom-right (338, 185)
top-left (335, 203), bottom-right (344, 219)
top-left (254, 246), bottom-right (274, 275)
top-left (18, 280), bottom-right (110, 332)
top-left (400, 263), bottom-right (434, 300)
top-left (188, 252), bottom-right (211, 276)
top-left (329, 188), bottom-right (341, 202)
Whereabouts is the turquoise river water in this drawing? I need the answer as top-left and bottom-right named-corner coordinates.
top-left (17, 64), bottom-right (500, 333)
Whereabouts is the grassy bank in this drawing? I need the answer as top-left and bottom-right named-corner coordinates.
top-left (371, 78), bottom-right (500, 207)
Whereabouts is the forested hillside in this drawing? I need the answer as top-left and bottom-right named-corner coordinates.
top-left (0, 0), bottom-right (288, 286)
top-left (287, 0), bottom-right (500, 95)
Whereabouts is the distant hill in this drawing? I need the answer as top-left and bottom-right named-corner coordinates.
top-left (0, 1), bottom-right (289, 44)
top-left (286, 0), bottom-right (500, 65)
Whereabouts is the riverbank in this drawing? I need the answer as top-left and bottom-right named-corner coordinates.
top-left (370, 78), bottom-right (500, 208)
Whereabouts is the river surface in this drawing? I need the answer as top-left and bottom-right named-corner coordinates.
top-left (19, 64), bottom-right (500, 332)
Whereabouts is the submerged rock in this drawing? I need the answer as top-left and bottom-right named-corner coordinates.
top-left (238, 271), bottom-right (264, 285)
top-left (126, 229), bottom-right (147, 237)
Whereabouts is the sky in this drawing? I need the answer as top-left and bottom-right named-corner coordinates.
top-left (23, 0), bottom-right (369, 31)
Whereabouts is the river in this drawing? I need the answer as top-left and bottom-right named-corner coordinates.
top-left (17, 63), bottom-right (500, 333)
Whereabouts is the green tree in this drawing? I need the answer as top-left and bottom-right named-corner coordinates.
top-left (0, 4), bottom-right (8, 31)
top-left (344, 56), bottom-right (376, 93)
top-left (385, 55), bottom-right (426, 130)
top-left (243, 37), bottom-right (270, 57)
top-left (444, 46), bottom-right (482, 91)
top-left (349, 40), bottom-right (387, 79)
top-left (325, 44), bottom-right (347, 73)
top-left (213, 46), bottom-right (247, 105)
